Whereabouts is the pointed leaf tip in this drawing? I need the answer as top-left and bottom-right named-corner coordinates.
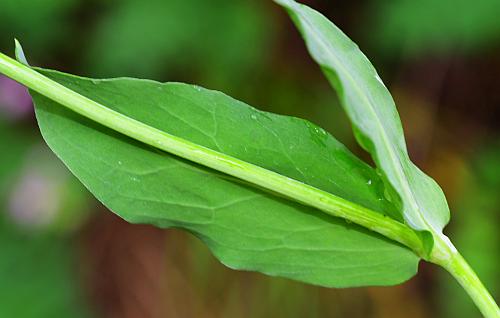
top-left (14, 39), bottom-right (29, 66)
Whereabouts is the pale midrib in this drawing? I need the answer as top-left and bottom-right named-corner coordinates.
top-left (294, 8), bottom-right (437, 234)
top-left (0, 51), bottom-right (425, 257)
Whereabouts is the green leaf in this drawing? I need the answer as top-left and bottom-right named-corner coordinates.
top-left (29, 68), bottom-right (419, 287)
top-left (275, 0), bottom-right (450, 247)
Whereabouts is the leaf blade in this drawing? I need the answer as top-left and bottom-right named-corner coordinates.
top-left (276, 0), bottom-right (450, 243)
top-left (30, 68), bottom-right (419, 287)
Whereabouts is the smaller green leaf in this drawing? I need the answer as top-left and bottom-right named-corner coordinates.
top-left (275, 0), bottom-right (451, 252)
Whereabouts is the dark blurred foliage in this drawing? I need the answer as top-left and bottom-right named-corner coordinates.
top-left (0, 0), bottom-right (499, 317)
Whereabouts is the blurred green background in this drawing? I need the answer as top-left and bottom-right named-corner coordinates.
top-left (0, 0), bottom-right (499, 317)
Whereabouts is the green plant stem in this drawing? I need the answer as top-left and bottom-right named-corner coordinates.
top-left (430, 236), bottom-right (500, 318)
top-left (0, 51), bottom-right (498, 317)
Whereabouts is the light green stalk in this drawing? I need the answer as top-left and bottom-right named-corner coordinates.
top-left (431, 237), bottom-right (500, 318)
top-left (0, 51), bottom-right (498, 318)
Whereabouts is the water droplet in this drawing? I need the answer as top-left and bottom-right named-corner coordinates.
top-left (367, 179), bottom-right (372, 185)
top-left (118, 161), bottom-right (122, 165)
top-left (250, 114), bottom-right (257, 120)
top-left (307, 125), bottom-right (327, 146)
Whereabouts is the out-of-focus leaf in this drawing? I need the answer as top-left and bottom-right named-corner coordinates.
top-left (0, 0), bottom-right (77, 54)
top-left (370, 0), bottom-right (500, 55)
top-left (275, 0), bottom-right (449, 249)
top-left (85, 0), bottom-right (273, 85)
top-left (29, 67), bottom-right (419, 287)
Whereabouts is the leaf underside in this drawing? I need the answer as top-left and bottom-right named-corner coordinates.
top-left (30, 68), bottom-right (419, 287)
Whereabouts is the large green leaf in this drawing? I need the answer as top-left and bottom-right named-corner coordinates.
top-left (276, 0), bottom-right (450, 245)
top-left (29, 68), bottom-right (419, 287)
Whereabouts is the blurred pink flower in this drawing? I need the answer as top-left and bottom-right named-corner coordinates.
top-left (8, 172), bottom-right (60, 228)
top-left (0, 75), bottom-right (33, 119)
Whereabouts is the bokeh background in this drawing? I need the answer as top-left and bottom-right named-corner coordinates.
top-left (0, 0), bottom-right (499, 317)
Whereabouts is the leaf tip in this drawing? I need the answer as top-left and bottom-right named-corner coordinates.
top-left (14, 39), bottom-right (29, 66)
